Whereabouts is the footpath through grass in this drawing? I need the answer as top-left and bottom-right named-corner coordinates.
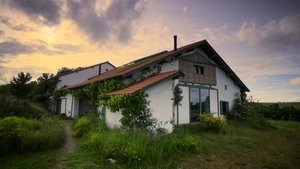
top-left (0, 120), bottom-right (299, 169)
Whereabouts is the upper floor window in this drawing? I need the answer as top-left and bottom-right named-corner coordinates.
top-left (194, 65), bottom-right (204, 75)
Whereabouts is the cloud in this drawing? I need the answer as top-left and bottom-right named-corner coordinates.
top-left (1, 0), bottom-right (62, 25)
top-left (288, 77), bottom-right (300, 86)
top-left (53, 44), bottom-right (80, 51)
top-left (0, 39), bottom-right (63, 57)
top-left (0, 16), bottom-right (33, 31)
top-left (0, 30), bottom-right (4, 36)
top-left (0, 40), bottom-right (34, 56)
top-left (67, 0), bottom-right (144, 43)
top-left (235, 15), bottom-right (300, 53)
top-left (183, 6), bottom-right (188, 13)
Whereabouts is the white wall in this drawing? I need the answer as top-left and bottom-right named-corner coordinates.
top-left (177, 86), bottom-right (190, 124)
top-left (56, 63), bottom-right (115, 90)
top-left (210, 89), bottom-right (218, 117)
top-left (56, 66), bottom-right (100, 90)
top-left (160, 59), bottom-right (178, 72)
top-left (60, 93), bottom-right (73, 117)
top-left (215, 67), bottom-right (240, 111)
top-left (101, 63), bottom-right (115, 74)
top-left (60, 93), bottom-right (80, 118)
top-left (146, 79), bottom-right (174, 133)
top-left (105, 107), bottom-right (122, 129)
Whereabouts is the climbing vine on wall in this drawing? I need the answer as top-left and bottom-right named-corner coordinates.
top-left (174, 85), bottom-right (183, 106)
top-left (106, 92), bottom-right (156, 130)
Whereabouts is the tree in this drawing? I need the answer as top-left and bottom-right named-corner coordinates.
top-left (56, 67), bottom-right (74, 76)
top-left (10, 72), bottom-right (32, 97)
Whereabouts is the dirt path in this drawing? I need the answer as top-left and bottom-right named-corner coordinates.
top-left (53, 120), bottom-right (76, 169)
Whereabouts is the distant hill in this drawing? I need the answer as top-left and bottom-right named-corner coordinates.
top-left (260, 102), bottom-right (300, 109)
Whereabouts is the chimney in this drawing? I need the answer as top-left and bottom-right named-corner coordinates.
top-left (173, 35), bottom-right (177, 50)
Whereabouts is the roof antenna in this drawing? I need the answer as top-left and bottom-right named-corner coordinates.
top-left (174, 35), bottom-right (177, 50)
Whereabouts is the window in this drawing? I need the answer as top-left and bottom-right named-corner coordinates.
top-left (190, 87), bottom-right (210, 122)
top-left (225, 85), bottom-right (227, 90)
top-left (190, 88), bottom-right (200, 122)
top-left (220, 101), bottom-right (229, 116)
top-left (194, 65), bottom-right (204, 75)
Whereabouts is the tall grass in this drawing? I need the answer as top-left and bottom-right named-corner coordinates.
top-left (73, 116), bottom-right (199, 168)
top-left (0, 116), bottom-right (65, 155)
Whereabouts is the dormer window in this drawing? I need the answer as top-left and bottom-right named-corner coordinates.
top-left (194, 65), bottom-right (204, 75)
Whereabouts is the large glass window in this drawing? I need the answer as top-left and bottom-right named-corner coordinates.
top-left (190, 87), bottom-right (200, 122)
top-left (200, 88), bottom-right (210, 113)
top-left (190, 87), bottom-right (210, 122)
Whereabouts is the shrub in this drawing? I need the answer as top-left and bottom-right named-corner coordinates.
top-left (0, 95), bottom-right (49, 119)
top-left (73, 117), bottom-right (90, 137)
top-left (199, 113), bottom-right (227, 132)
top-left (229, 94), bottom-right (272, 129)
top-left (0, 116), bottom-right (65, 155)
top-left (73, 114), bottom-right (107, 137)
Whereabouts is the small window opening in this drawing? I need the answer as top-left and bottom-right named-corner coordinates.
top-left (225, 85), bottom-right (227, 90)
top-left (194, 65), bottom-right (204, 75)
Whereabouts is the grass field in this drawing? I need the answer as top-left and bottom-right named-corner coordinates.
top-left (260, 102), bottom-right (300, 109)
top-left (1, 120), bottom-right (299, 169)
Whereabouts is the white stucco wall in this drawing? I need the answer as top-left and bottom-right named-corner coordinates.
top-left (56, 63), bottom-right (114, 90)
top-left (101, 63), bottom-right (115, 74)
top-left (210, 89), bottom-right (218, 117)
top-left (177, 86), bottom-right (190, 124)
top-left (60, 93), bottom-right (73, 117)
top-left (146, 79), bottom-right (174, 133)
top-left (56, 66), bottom-right (100, 90)
top-left (160, 59), bottom-right (178, 72)
top-left (60, 93), bottom-right (80, 118)
top-left (215, 67), bottom-right (241, 111)
top-left (105, 108), bottom-right (122, 129)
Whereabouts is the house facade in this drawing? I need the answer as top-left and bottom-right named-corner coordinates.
top-left (59, 39), bottom-right (249, 132)
top-left (55, 61), bottom-right (115, 118)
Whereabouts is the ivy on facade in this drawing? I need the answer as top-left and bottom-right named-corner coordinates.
top-left (106, 92), bottom-right (156, 130)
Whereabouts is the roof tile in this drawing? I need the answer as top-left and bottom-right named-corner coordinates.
top-left (107, 70), bottom-right (178, 96)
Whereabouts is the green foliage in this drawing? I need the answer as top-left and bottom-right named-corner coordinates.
top-left (228, 94), bottom-right (271, 129)
top-left (73, 113), bottom-right (107, 138)
top-left (257, 103), bottom-right (300, 121)
top-left (0, 95), bottom-right (49, 119)
top-left (107, 92), bottom-right (156, 130)
top-left (174, 85), bottom-right (183, 105)
top-left (199, 113), bottom-right (227, 132)
top-left (10, 72), bottom-right (33, 97)
top-left (73, 117), bottom-right (90, 137)
top-left (0, 116), bottom-right (65, 155)
top-left (79, 129), bottom-right (198, 168)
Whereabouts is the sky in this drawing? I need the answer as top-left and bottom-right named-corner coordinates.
top-left (0, 0), bottom-right (299, 102)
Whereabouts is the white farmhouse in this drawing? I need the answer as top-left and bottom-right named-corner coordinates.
top-left (59, 37), bottom-right (249, 132)
top-left (55, 62), bottom-right (115, 118)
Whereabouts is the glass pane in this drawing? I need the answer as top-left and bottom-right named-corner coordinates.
top-left (190, 87), bottom-right (200, 122)
top-left (200, 88), bottom-right (210, 113)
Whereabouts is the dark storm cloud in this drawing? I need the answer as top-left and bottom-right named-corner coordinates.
top-left (67, 0), bottom-right (143, 43)
top-left (0, 16), bottom-right (33, 31)
top-left (1, 0), bottom-right (62, 25)
top-left (0, 39), bottom-right (63, 57)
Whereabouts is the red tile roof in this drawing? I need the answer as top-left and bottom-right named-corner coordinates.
top-left (59, 39), bottom-right (249, 92)
top-left (59, 40), bottom-right (207, 91)
top-left (106, 70), bottom-right (178, 96)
